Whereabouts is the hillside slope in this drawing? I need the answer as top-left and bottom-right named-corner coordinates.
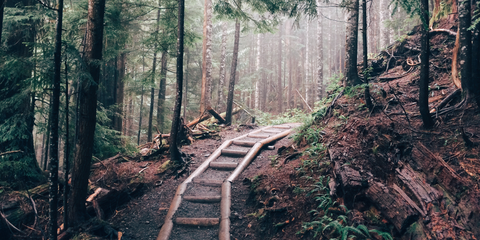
top-left (242, 19), bottom-right (480, 239)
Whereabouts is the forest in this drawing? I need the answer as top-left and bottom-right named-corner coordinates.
top-left (1, 0), bottom-right (480, 238)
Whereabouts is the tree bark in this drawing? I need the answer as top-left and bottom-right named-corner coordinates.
top-left (286, 21), bottom-right (292, 109)
top-left (226, 18), bottom-right (240, 124)
top-left (169, 0), bottom-right (185, 164)
top-left (217, 22), bottom-right (227, 111)
top-left (200, 0), bottom-right (212, 114)
top-left (68, 0), bottom-right (106, 226)
top-left (344, 0), bottom-right (360, 86)
top-left (362, 0), bottom-right (373, 110)
top-left (380, 0), bottom-right (390, 48)
top-left (277, 23), bottom-right (283, 113)
top-left (157, 50), bottom-right (167, 133)
top-left (0, 0), bottom-right (5, 43)
top-left (137, 55), bottom-right (146, 145)
top-left (472, 0), bottom-right (480, 107)
top-left (63, 59), bottom-right (70, 230)
top-left (148, 1), bottom-right (161, 142)
top-left (458, 0), bottom-right (472, 98)
top-left (113, 53), bottom-right (125, 132)
top-left (255, 34), bottom-right (261, 111)
top-left (305, 20), bottom-right (310, 105)
top-left (49, 0), bottom-right (64, 237)
top-left (419, 0), bottom-right (434, 128)
top-left (315, 3), bottom-right (324, 101)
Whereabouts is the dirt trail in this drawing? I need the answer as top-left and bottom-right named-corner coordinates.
top-left (108, 124), bottom-right (299, 240)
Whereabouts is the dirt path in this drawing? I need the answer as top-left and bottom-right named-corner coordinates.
top-left (108, 124), bottom-right (299, 240)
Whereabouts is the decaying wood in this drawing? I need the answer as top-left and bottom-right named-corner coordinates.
top-left (434, 88), bottom-right (461, 112)
top-left (430, 28), bottom-right (457, 36)
top-left (396, 164), bottom-right (442, 214)
top-left (333, 164), bottom-right (366, 200)
top-left (412, 143), bottom-right (467, 197)
top-left (0, 183), bottom-right (50, 236)
top-left (412, 142), bottom-right (480, 237)
top-left (206, 106), bottom-right (226, 124)
top-left (295, 89), bottom-right (313, 112)
top-left (365, 181), bottom-right (419, 232)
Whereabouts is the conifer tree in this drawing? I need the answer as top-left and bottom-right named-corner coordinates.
top-left (68, 0), bottom-right (106, 225)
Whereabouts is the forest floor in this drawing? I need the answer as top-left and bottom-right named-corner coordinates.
top-left (3, 18), bottom-right (480, 240)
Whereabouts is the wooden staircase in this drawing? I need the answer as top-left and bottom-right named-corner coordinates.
top-left (156, 124), bottom-right (301, 240)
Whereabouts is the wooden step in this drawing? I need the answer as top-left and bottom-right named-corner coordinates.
top-left (183, 195), bottom-right (221, 203)
top-left (174, 217), bottom-right (220, 226)
top-left (247, 134), bottom-right (270, 138)
top-left (210, 162), bottom-right (238, 170)
top-left (262, 129), bottom-right (283, 134)
top-left (273, 125), bottom-right (291, 129)
top-left (221, 149), bottom-right (249, 156)
top-left (232, 140), bottom-right (256, 147)
top-left (192, 178), bottom-right (224, 187)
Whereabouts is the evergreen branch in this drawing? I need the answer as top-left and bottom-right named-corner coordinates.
top-left (0, 150), bottom-right (23, 157)
top-left (34, 0), bottom-right (58, 11)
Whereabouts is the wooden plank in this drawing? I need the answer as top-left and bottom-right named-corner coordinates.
top-left (183, 195), bottom-right (221, 203)
top-left (272, 125), bottom-right (291, 129)
top-left (232, 140), bottom-right (256, 147)
top-left (192, 178), bottom-right (224, 187)
top-left (221, 149), bottom-right (249, 156)
top-left (247, 134), bottom-right (270, 138)
top-left (262, 129), bottom-right (283, 134)
top-left (175, 217), bottom-right (220, 226)
top-left (210, 162), bottom-right (238, 170)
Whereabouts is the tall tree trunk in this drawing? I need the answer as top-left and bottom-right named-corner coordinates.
top-left (63, 59), bottom-right (70, 230)
top-left (0, 0), bottom-right (5, 43)
top-left (344, 0), bottom-right (360, 86)
top-left (157, 51), bottom-right (167, 133)
top-left (419, 0), bottom-right (434, 128)
top-left (472, 0), bottom-right (480, 107)
top-left (170, 0), bottom-right (184, 164)
top-left (217, 23), bottom-right (227, 111)
top-left (255, 34), bottom-right (261, 111)
top-left (305, 20), bottom-right (310, 105)
top-left (148, 1), bottom-right (161, 142)
top-left (200, 0), bottom-right (212, 113)
top-left (113, 53), bottom-right (125, 132)
top-left (68, 0), bottom-right (106, 226)
top-left (362, 0), bottom-right (373, 110)
top-left (137, 54), bottom-right (145, 145)
top-left (380, 0), bottom-right (390, 48)
top-left (184, 48), bottom-right (190, 119)
top-left (277, 23), bottom-right (283, 113)
top-left (316, 0), bottom-right (324, 100)
top-left (286, 22), bottom-right (292, 109)
top-left (458, 0), bottom-right (472, 98)
top-left (49, 0), bottom-right (64, 236)
top-left (226, 18), bottom-right (240, 124)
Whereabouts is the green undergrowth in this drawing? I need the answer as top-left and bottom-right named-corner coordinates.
top-left (297, 176), bottom-right (393, 240)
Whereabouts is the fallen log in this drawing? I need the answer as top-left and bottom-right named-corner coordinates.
top-left (365, 181), bottom-right (419, 232)
top-left (206, 106), bottom-right (226, 124)
top-left (396, 164), bottom-right (442, 214)
top-left (412, 143), bottom-right (480, 236)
